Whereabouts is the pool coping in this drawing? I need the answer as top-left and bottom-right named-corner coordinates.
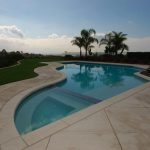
top-left (0, 61), bottom-right (150, 148)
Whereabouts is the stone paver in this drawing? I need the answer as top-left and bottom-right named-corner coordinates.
top-left (0, 62), bottom-right (64, 110)
top-left (135, 88), bottom-right (150, 108)
top-left (105, 87), bottom-right (150, 150)
top-left (116, 132), bottom-right (150, 150)
top-left (0, 122), bottom-right (20, 145)
top-left (0, 61), bottom-right (149, 150)
top-left (22, 120), bottom-right (68, 145)
top-left (0, 137), bottom-right (27, 150)
top-left (47, 111), bottom-right (122, 150)
top-left (24, 137), bottom-right (50, 150)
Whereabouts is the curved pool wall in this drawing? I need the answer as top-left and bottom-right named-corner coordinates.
top-left (15, 62), bottom-right (148, 135)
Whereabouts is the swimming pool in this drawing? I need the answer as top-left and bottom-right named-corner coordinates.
top-left (15, 62), bottom-right (147, 134)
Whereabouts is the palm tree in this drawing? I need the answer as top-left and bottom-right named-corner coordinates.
top-left (71, 37), bottom-right (83, 57)
top-left (99, 33), bottom-right (114, 55)
top-left (111, 31), bottom-right (128, 55)
top-left (100, 31), bottom-right (129, 55)
top-left (120, 43), bottom-right (129, 55)
top-left (81, 29), bottom-right (98, 57)
top-left (88, 45), bottom-right (95, 55)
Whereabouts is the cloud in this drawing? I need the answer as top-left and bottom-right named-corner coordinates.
top-left (0, 25), bottom-right (149, 54)
top-left (96, 33), bottom-right (105, 37)
top-left (126, 37), bottom-right (150, 52)
top-left (48, 33), bottom-right (59, 39)
top-left (48, 33), bottom-right (68, 39)
top-left (0, 25), bottom-right (24, 38)
top-left (0, 36), bottom-right (75, 54)
top-left (95, 33), bottom-right (106, 41)
top-left (0, 38), bottom-right (27, 51)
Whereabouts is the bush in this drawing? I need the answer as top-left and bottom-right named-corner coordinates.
top-left (64, 55), bottom-right (74, 60)
top-left (0, 50), bottom-right (24, 68)
top-left (73, 52), bottom-right (150, 65)
top-left (127, 52), bottom-right (150, 64)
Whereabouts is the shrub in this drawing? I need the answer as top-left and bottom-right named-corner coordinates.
top-left (0, 50), bottom-right (24, 68)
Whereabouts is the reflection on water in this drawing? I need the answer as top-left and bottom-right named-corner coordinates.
top-left (60, 62), bottom-right (147, 99)
top-left (97, 65), bottom-right (128, 87)
top-left (71, 64), bottom-right (128, 88)
top-left (71, 65), bottom-right (97, 89)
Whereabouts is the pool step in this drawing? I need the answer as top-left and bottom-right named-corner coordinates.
top-left (52, 87), bottom-right (101, 104)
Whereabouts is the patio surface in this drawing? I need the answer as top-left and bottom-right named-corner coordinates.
top-left (0, 62), bottom-right (150, 150)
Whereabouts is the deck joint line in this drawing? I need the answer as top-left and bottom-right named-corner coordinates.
top-left (104, 109), bottom-right (123, 150)
top-left (45, 136), bottom-right (51, 150)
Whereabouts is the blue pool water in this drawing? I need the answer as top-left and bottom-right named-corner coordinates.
top-left (15, 62), bottom-right (147, 134)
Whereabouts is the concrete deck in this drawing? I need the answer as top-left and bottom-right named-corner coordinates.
top-left (0, 61), bottom-right (150, 150)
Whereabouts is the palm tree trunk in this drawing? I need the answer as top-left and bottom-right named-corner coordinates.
top-left (80, 47), bottom-right (82, 57)
top-left (120, 48), bottom-right (124, 55)
top-left (85, 49), bottom-right (87, 58)
top-left (115, 50), bottom-right (118, 56)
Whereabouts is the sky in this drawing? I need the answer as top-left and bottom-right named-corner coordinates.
top-left (0, 0), bottom-right (150, 54)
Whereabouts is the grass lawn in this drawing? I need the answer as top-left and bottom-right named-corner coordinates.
top-left (0, 57), bottom-right (64, 85)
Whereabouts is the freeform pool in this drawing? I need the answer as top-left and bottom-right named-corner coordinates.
top-left (15, 62), bottom-right (147, 134)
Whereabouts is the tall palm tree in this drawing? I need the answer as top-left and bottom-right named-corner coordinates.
top-left (81, 29), bottom-right (98, 57)
top-left (111, 31), bottom-right (128, 55)
top-left (71, 37), bottom-right (83, 57)
top-left (99, 33), bottom-right (114, 55)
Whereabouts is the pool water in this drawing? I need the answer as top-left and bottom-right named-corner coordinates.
top-left (59, 62), bottom-right (147, 100)
top-left (15, 62), bottom-right (147, 134)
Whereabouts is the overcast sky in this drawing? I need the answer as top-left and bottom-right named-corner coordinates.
top-left (0, 0), bottom-right (150, 54)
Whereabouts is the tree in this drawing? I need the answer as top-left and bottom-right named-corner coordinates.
top-left (111, 31), bottom-right (128, 55)
top-left (99, 33), bottom-right (114, 55)
top-left (71, 37), bottom-right (83, 57)
top-left (1, 49), bottom-right (8, 56)
top-left (81, 29), bottom-right (98, 57)
top-left (100, 31), bottom-right (129, 55)
top-left (120, 43), bottom-right (129, 55)
top-left (88, 45), bottom-right (95, 55)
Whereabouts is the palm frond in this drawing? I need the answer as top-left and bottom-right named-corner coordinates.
top-left (89, 29), bottom-right (96, 35)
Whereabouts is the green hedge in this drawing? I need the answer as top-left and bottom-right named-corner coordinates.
top-left (0, 50), bottom-right (24, 68)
